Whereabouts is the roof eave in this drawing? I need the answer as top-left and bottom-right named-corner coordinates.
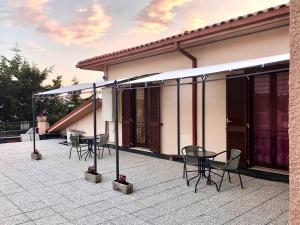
top-left (76, 4), bottom-right (290, 71)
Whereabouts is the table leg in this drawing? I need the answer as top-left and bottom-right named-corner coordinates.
top-left (195, 158), bottom-right (202, 193)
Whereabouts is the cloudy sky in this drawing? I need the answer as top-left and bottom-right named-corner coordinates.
top-left (0, 0), bottom-right (289, 85)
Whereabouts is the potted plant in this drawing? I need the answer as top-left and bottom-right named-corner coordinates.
top-left (112, 174), bottom-right (133, 195)
top-left (31, 149), bottom-right (42, 160)
top-left (84, 166), bottom-right (102, 183)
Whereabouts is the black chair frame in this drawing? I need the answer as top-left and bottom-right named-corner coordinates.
top-left (207, 150), bottom-right (244, 192)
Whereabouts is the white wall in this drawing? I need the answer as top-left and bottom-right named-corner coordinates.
top-left (66, 107), bottom-right (105, 136)
top-left (106, 26), bottom-right (289, 160)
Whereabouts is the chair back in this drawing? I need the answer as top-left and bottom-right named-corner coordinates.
top-left (181, 146), bottom-right (205, 160)
top-left (226, 149), bottom-right (242, 170)
top-left (70, 135), bottom-right (80, 147)
top-left (97, 134), bottom-right (109, 147)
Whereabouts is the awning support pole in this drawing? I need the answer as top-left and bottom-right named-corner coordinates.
top-left (202, 76), bottom-right (206, 148)
top-left (93, 83), bottom-right (97, 174)
top-left (114, 80), bottom-right (120, 181)
top-left (177, 79), bottom-right (180, 155)
top-left (32, 94), bottom-right (36, 153)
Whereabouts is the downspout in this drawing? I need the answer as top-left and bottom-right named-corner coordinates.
top-left (103, 65), bottom-right (109, 136)
top-left (175, 42), bottom-right (204, 148)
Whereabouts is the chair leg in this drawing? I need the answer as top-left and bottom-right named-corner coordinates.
top-left (101, 148), bottom-right (104, 159)
top-left (217, 170), bottom-right (226, 192)
top-left (69, 147), bottom-right (73, 159)
top-left (185, 165), bottom-right (189, 186)
top-left (183, 163), bottom-right (186, 178)
top-left (77, 147), bottom-right (81, 160)
top-left (108, 146), bottom-right (111, 155)
top-left (239, 172), bottom-right (244, 189)
top-left (228, 172), bottom-right (231, 183)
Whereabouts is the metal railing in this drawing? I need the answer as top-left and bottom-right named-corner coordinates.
top-left (0, 121), bottom-right (31, 137)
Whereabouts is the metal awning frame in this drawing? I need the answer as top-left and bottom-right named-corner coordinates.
top-left (32, 54), bottom-right (289, 186)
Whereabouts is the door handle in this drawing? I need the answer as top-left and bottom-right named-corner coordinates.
top-left (227, 118), bottom-right (232, 123)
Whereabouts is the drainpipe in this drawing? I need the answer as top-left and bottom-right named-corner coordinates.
top-left (103, 65), bottom-right (109, 136)
top-left (175, 42), bottom-right (204, 148)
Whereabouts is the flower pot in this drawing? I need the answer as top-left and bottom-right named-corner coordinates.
top-left (112, 180), bottom-right (133, 195)
top-left (31, 153), bottom-right (42, 160)
top-left (84, 171), bottom-right (102, 183)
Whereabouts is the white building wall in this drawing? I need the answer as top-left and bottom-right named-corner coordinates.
top-left (106, 26), bottom-right (289, 160)
top-left (66, 107), bottom-right (105, 136)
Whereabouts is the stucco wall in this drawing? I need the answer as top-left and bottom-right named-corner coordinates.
top-left (107, 26), bottom-right (289, 158)
top-left (289, 1), bottom-right (300, 224)
top-left (66, 107), bottom-right (105, 136)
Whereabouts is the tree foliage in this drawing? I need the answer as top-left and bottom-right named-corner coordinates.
top-left (0, 49), bottom-right (84, 125)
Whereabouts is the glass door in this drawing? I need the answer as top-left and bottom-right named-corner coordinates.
top-left (253, 75), bottom-right (271, 165)
top-left (252, 71), bottom-right (289, 170)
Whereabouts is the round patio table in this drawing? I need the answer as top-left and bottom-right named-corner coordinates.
top-left (80, 136), bottom-right (97, 161)
top-left (186, 150), bottom-right (217, 193)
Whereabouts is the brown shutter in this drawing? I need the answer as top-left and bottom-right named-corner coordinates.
top-left (145, 87), bottom-right (161, 153)
top-left (122, 89), bottom-right (132, 148)
top-left (226, 76), bottom-right (249, 168)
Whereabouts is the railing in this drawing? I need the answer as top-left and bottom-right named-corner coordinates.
top-left (0, 121), bottom-right (31, 137)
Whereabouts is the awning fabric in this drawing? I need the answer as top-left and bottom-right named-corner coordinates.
top-left (123, 53), bottom-right (289, 85)
top-left (35, 53), bottom-right (289, 97)
top-left (35, 80), bottom-right (115, 97)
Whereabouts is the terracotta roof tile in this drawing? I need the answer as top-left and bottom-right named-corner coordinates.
top-left (76, 4), bottom-right (289, 69)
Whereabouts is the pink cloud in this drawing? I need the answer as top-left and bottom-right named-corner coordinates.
top-left (10, 0), bottom-right (112, 46)
top-left (137, 0), bottom-right (191, 33)
top-left (27, 41), bottom-right (46, 52)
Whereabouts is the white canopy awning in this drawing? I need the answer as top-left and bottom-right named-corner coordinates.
top-left (35, 53), bottom-right (289, 97)
top-left (34, 80), bottom-right (116, 97)
top-left (124, 53), bottom-right (289, 85)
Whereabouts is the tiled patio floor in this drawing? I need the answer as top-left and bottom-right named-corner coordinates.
top-left (0, 139), bottom-right (288, 225)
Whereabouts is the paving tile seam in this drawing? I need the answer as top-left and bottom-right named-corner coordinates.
top-left (0, 195), bottom-right (33, 224)
top-left (189, 184), bottom-right (267, 223)
top-left (220, 188), bottom-right (288, 225)
top-left (265, 209), bottom-right (288, 225)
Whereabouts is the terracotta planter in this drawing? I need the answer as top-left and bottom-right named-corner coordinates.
top-left (31, 153), bottom-right (42, 160)
top-left (112, 180), bottom-right (133, 195)
top-left (84, 171), bottom-right (102, 183)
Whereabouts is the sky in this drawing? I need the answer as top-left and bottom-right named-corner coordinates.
top-left (0, 0), bottom-right (289, 85)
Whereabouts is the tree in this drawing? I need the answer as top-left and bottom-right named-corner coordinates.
top-left (0, 49), bottom-right (48, 122)
top-left (66, 77), bottom-right (84, 111)
top-left (0, 49), bottom-right (84, 126)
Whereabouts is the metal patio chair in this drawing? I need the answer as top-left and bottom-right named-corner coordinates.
top-left (182, 145), bottom-right (206, 185)
top-left (69, 134), bottom-right (88, 160)
top-left (96, 134), bottom-right (110, 159)
top-left (208, 149), bottom-right (244, 192)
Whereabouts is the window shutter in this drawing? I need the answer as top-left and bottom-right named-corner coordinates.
top-left (145, 87), bottom-right (161, 153)
top-left (122, 89), bottom-right (132, 148)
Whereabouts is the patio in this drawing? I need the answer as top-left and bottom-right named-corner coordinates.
top-left (0, 139), bottom-right (288, 225)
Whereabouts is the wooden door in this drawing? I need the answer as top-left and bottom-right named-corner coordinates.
top-left (145, 87), bottom-right (161, 153)
top-left (226, 76), bottom-right (249, 168)
top-left (122, 89), bottom-right (133, 148)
